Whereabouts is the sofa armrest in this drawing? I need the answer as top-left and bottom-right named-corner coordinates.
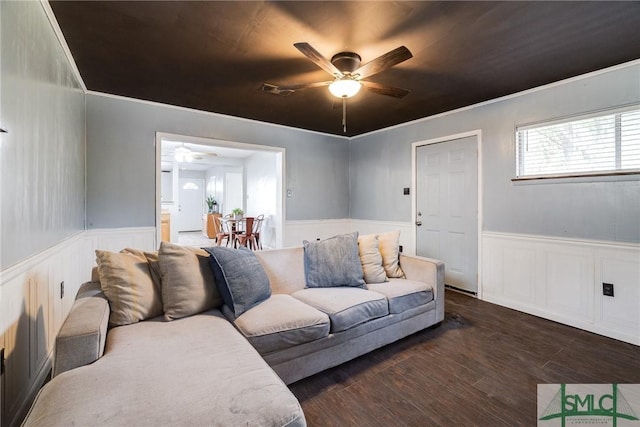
top-left (399, 254), bottom-right (445, 322)
top-left (52, 281), bottom-right (110, 377)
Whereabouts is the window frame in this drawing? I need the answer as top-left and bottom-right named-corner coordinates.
top-left (513, 104), bottom-right (640, 182)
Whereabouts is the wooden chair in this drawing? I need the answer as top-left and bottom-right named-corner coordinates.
top-left (234, 217), bottom-right (258, 250)
top-left (215, 215), bottom-right (232, 246)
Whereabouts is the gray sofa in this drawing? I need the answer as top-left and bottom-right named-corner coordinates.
top-left (22, 246), bottom-right (444, 426)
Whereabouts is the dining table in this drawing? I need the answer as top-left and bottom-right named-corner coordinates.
top-left (221, 217), bottom-right (247, 247)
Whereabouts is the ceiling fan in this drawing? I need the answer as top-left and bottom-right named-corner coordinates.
top-left (261, 42), bottom-right (413, 132)
top-left (167, 144), bottom-right (218, 163)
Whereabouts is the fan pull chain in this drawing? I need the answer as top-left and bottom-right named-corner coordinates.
top-left (342, 97), bottom-right (347, 133)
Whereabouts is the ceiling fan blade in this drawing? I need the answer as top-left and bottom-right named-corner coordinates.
top-left (192, 152), bottom-right (217, 157)
top-left (260, 81), bottom-right (333, 96)
top-left (352, 46), bottom-right (413, 79)
top-left (294, 42), bottom-right (344, 78)
top-left (361, 81), bottom-right (410, 98)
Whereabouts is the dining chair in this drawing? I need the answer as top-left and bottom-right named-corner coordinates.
top-left (252, 214), bottom-right (265, 250)
top-left (215, 215), bottom-right (233, 246)
top-left (235, 217), bottom-right (257, 250)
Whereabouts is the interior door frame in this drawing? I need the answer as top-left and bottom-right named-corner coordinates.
top-left (155, 131), bottom-right (286, 249)
top-left (411, 130), bottom-right (483, 298)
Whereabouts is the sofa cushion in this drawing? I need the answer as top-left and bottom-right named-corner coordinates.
top-left (223, 294), bottom-right (330, 354)
top-left (303, 232), bottom-right (366, 289)
top-left (367, 278), bottom-right (434, 314)
top-left (292, 288), bottom-right (389, 333)
top-left (358, 234), bottom-right (387, 284)
top-left (23, 311), bottom-right (306, 427)
top-left (159, 241), bottom-right (221, 321)
top-left (378, 231), bottom-right (405, 278)
top-left (205, 246), bottom-right (272, 317)
top-left (95, 248), bottom-right (163, 327)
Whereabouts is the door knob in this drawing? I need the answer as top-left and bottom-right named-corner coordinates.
top-left (416, 220), bottom-right (422, 226)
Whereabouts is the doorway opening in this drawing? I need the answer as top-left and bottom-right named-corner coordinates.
top-left (155, 132), bottom-right (285, 250)
top-left (412, 130), bottom-right (482, 297)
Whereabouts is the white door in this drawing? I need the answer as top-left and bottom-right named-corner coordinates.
top-left (416, 136), bottom-right (478, 293)
top-left (177, 178), bottom-right (205, 231)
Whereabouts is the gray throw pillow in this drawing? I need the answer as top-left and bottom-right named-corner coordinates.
top-left (204, 246), bottom-right (272, 317)
top-left (303, 232), bottom-right (366, 288)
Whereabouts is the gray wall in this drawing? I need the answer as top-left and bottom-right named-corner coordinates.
top-left (1, 2), bottom-right (85, 269)
top-left (85, 94), bottom-right (349, 228)
top-left (350, 63), bottom-right (640, 243)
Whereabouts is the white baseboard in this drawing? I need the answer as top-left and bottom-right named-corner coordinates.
top-left (482, 231), bottom-right (640, 345)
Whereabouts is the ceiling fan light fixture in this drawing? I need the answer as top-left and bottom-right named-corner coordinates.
top-left (329, 79), bottom-right (361, 98)
top-left (174, 145), bottom-right (193, 162)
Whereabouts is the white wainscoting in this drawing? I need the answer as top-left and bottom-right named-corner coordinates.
top-left (0, 232), bottom-right (86, 426)
top-left (482, 232), bottom-right (640, 345)
top-left (0, 227), bottom-right (156, 425)
top-left (83, 227), bottom-right (157, 273)
top-left (284, 219), bottom-right (352, 248)
top-left (284, 219), bottom-right (414, 253)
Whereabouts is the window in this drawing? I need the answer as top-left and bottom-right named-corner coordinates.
top-left (515, 105), bottom-right (640, 178)
top-left (182, 182), bottom-right (199, 190)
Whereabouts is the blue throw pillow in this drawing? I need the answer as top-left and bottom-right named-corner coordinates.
top-left (303, 232), bottom-right (366, 288)
top-left (204, 246), bottom-right (271, 317)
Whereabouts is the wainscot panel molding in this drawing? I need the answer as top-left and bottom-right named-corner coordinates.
top-left (0, 227), bottom-right (156, 426)
top-left (83, 227), bottom-right (157, 262)
top-left (482, 232), bottom-right (640, 345)
top-left (284, 219), bottom-right (414, 253)
top-left (350, 220), bottom-right (415, 255)
top-left (284, 220), bottom-right (352, 248)
top-left (0, 232), bottom-right (86, 426)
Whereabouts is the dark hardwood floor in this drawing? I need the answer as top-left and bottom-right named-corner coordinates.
top-left (289, 290), bottom-right (640, 426)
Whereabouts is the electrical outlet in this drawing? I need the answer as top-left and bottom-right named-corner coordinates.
top-left (60, 281), bottom-right (65, 299)
top-left (399, 245), bottom-right (403, 253)
top-left (603, 282), bottom-right (614, 297)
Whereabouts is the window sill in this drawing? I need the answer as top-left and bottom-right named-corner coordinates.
top-left (512, 170), bottom-right (640, 184)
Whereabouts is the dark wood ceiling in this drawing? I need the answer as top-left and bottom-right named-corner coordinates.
top-left (50, 1), bottom-right (640, 137)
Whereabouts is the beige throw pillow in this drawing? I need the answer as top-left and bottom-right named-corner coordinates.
top-left (378, 231), bottom-right (405, 278)
top-left (144, 251), bottom-right (162, 292)
top-left (358, 234), bottom-right (388, 284)
top-left (95, 248), bottom-right (164, 327)
top-left (159, 241), bottom-right (221, 321)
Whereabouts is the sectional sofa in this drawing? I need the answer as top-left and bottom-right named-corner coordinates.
top-left (22, 232), bottom-right (444, 426)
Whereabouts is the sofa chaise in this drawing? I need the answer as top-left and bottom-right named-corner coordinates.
top-left (22, 232), bottom-right (444, 426)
